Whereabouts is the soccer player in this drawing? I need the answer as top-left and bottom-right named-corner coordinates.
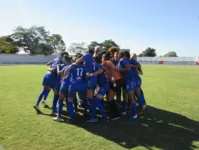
top-left (108, 46), bottom-right (119, 60)
top-left (93, 46), bottom-right (102, 58)
top-left (130, 54), bottom-right (146, 114)
top-left (102, 53), bottom-right (122, 120)
top-left (117, 51), bottom-right (137, 120)
top-left (111, 51), bottom-right (122, 103)
top-left (53, 54), bottom-right (85, 122)
top-left (34, 66), bottom-right (57, 113)
top-left (40, 56), bottom-right (64, 107)
top-left (50, 63), bottom-right (66, 116)
top-left (52, 65), bottom-right (71, 121)
top-left (131, 53), bottom-right (143, 75)
top-left (61, 61), bottom-right (86, 123)
top-left (74, 50), bottom-right (98, 122)
top-left (86, 55), bottom-right (109, 123)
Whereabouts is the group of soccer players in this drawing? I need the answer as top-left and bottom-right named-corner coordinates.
top-left (33, 46), bottom-right (146, 124)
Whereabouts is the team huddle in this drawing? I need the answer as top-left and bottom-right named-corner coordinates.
top-left (33, 46), bottom-right (146, 123)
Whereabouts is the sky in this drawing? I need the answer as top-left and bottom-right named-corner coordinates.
top-left (0, 0), bottom-right (199, 56)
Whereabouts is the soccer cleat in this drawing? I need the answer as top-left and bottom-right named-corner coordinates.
top-left (50, 113), bottom-right (57, 117)
top-left (128, 114), bottom-right (138, 121)
top-left (34, 105), bottom-right (40, 110)
top-left (33, 105), bottom-right (42, 114)
top-left (121, 111), bottom-right (126, 115)
top-left (53, 117), bottom-right (61, 122)
top-left (111, 116), bottom-right (120, 121)
top-left (42, 101), bottom-right (49, 108)
top-left (66, 119), bottom-right (73, 124)
top-left (86, 117), bottom-right (98, 123)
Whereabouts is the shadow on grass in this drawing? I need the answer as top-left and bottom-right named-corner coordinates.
top-left (40, 103), bottom-right (199, 150)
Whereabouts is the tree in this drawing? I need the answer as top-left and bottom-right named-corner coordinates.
top-left (139, 47), bottom-right (157, 57)
top-left (67, 42), bottom-right (86, 54)
top-left (0, 36), bottom-right (19, 54)
top-left (11, 26), bottom-right (47, 55)
top-left (87, 41), bottom-right (100, 51)
top-left (100, 39), bottom-right (119, 51)
top-left (47, 34), bottom-right (66, 53)
top-left (11, 26), bottom-right (66, 55)
top-left (163, 51), bottom-right (177, 57)
top-left (37, 43), bottom-right (54, 56)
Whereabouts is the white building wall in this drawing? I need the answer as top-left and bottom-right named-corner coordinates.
top-left (0, 55), bottom-right (198, 65)
top-left (0, 54), bottom-right (57, 64)
top-left (137, 57), bottom-right (199, 65)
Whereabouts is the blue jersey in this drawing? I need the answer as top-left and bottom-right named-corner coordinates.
top-left (61, 65), bottom-right (70, 79)
top-left (130, 58), bottom-right (142, 88)
top-left (56, 64), bottom-right (66, 81)
top-left (59, 65), bottom-right (72, 94)
top-left (95, 64), bottom-right (108, 87)
top-left (49, 58), bottom-right (63, 80)
top-left (130, 58), bottom-right (139, 77)
top-left (118, 58), bottom-right (133, 83)
top-left (83, 53), bottom-right (96, 73)
top-left (69, 64), bottom-right (86, 82)
top-left (50, 58), bottom-right (63, 69)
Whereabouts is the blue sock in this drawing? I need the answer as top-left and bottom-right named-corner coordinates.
top-left (65, 99), bottom-right (69, 111)
top-left (36, 89), bottom-right (46, 106)
top-left (137, 95), bottom-right (144, 109)
top-left (58, 100), bottom-right (63, 118)
top-left (95, 98), bottom-right (106, 119)
top-left (83, 99), bottom-right (88, 114)
top-left (52, 94), bottom-right (59, 113)
top-left (131, 103), bottom-right (137, 116)
top-left (68, 102), bottom-right (75, 120)
top-left (88, 98), bottom-right (96, 118)
top-left (122, 101), bottom-right (128, 112)
top-left (74, 97), bottom-right (78, 111)
top-left (43, 89), bottom-right (50, 101)
top-left (140, 91), bottom-right (146, 106)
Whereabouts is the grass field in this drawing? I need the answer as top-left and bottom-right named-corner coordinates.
top-left (0, 65), bottom-right (199, 150)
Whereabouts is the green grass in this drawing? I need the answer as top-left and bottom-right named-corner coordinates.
top-left (0, 65), bottom-right (199, 150)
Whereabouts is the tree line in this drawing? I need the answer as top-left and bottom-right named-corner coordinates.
top-left (0, 25), bottom-right (177, 57)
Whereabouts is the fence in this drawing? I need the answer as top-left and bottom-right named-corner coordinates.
top-left (0, 54), bottom-right (57, 64)
top-left (0, 54), bottom-right (198, 65)
top-left (137, 57), bottom-right (199, 65)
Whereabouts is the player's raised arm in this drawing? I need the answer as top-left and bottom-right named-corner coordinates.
top-left (74, 56), bottom-right (84, 64)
